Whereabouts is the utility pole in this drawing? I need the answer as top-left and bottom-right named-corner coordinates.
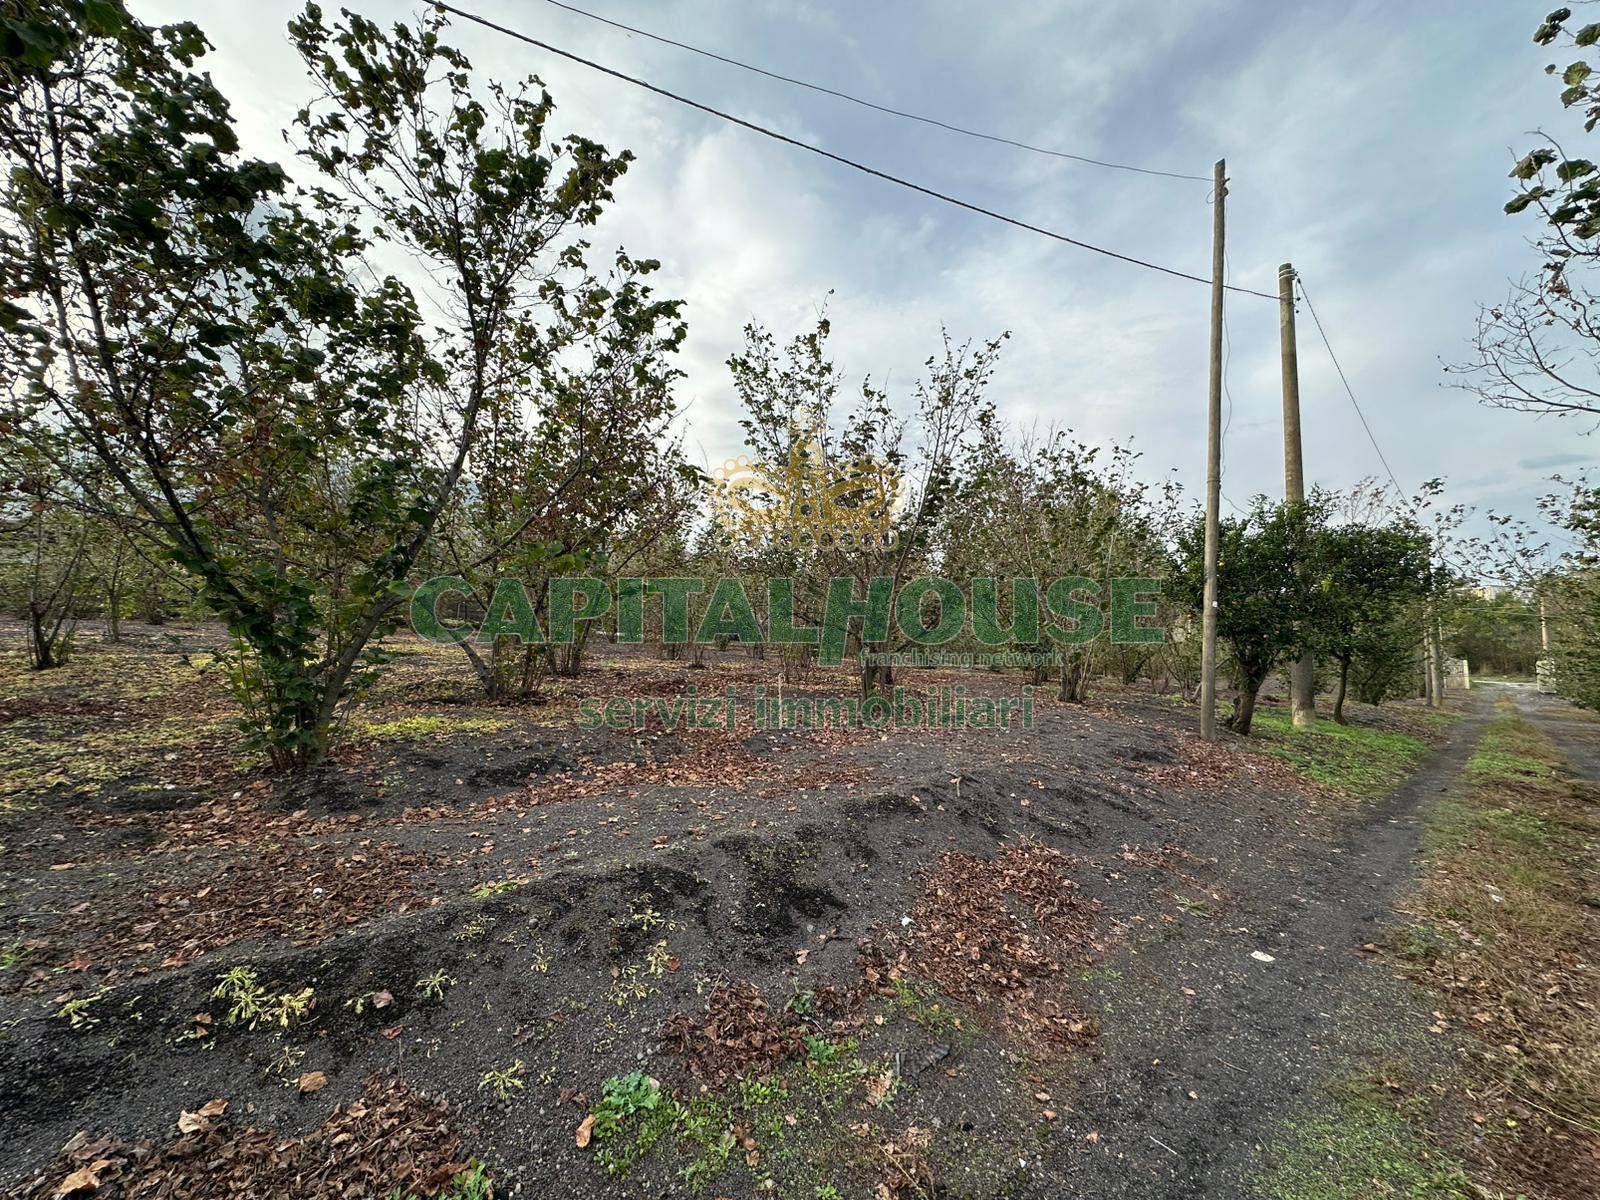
top-left (1428, 605), bottom-right (1446, 709)
top-left (1200, 159), bottom-right (1226, 741)
top-left (1537, 587), bottom-right (1554, 693)
top-left (1279, 263), bottom-right (1315, 729)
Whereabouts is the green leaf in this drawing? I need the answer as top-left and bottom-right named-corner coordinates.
top-left (81, 0), bottom-right (125, 36)
top-left (195, 323), bottom-right (243, 347)
top-left (1564, 61), bottom-right (1592, 86)
top-left (2, 17), bottom-right (72, 67)
top-left (1512, 148), bottom-right (1559, 179)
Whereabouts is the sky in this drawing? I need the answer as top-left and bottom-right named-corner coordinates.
top-left (138, 0), bottom-right (1594, 548)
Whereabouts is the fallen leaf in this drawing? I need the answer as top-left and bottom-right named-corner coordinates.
top-left (575, 1114), bottom-right (596, 1149)
top-left (176, 1110), bottom-right (210, 1134)
top-left (54, 1165), bottom-right (102, 1197)
top-left (297, 1071), bottom-right (328, 1094)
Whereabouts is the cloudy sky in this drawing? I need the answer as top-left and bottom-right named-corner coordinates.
top-left (139, 0), bottom-right (1592, 546)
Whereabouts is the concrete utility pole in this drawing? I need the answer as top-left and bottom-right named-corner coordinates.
top-left (1428, 605), bottom-right (1446, 709)
top-left (1200, 159), bottom-right (1226, 741)
top-left (1279, 263), bottom-right (1315, 729)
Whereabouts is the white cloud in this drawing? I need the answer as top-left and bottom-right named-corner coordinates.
top-left (132, 0), bottom-right (1594, 548)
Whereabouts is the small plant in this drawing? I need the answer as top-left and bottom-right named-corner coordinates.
top-left (738, 1074), bottom-right (784, 1107)
top-left (416, 970), bottom-right (456, 1002)
top-left (0, 941), bottom-right (26, 972)
top-left (266, 1043), bottom-right (307, 1079)
top-left (530, 943), bottom-right (552, 973)
top-left (212, 966), bottom-right (270, 1027)
top-left (471, 878), bottom-right (521, 899)
top-left (609, 964), bottom-right (651, 1009)
top-left (589, 1071), bottom-right (665, 1141)
top-left (386, 1160), bottom-right (493, 1200)
top-left (210, 968), bottom-right (314, 1031)
top-left (815, 1186), bottom-right (842, 1200)
top-left (268, 987), bottom-right (315, 1028)
top-left (887, 977), bottom-right (955, 1032)
top-left (804, 1034), bottom-right (842, 1066)
top-left (345, 989), bottom-right (395, 1016)
top-left (479, 1060), bottom-right (526, 1101)
top-left (644, 940), bottom-right (672, 977)
top-left (786, 988), bottom-right (816, 1019)
top-left (628, 897), bottom-right (665, 931)
top-left (454, 915), bottom-right (492, 942)
top-left (55, 990), bottom-right (106, 1029)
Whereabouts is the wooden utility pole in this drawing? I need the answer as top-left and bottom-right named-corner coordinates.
top-left (1200, 159), bottom-right (1226, 741)
top-left (1279, 263), bottom-right (1315, 729)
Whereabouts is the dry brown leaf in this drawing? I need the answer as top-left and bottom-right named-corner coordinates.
top-left (176, 1110), bottom-right (211, 1135)
top-left (297, 1071), bottom-right (328, 1095)
top-left (575, 1114), bottom-right (596, 1149)
top-left (54, 1165), bottom-right (101, 1198)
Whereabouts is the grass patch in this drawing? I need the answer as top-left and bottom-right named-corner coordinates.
top-left (356, 713), bottom-right (515, 741)
top-left (584, 1038), bottom-right (894, 1193)
top-left (387, 1161), bottom-right (492, 1200)
top-left (1404, 711), bottom-right (1600, 1191)
top-left (1462, 715), bottom-right (1563, 790)
top-left (1249, 709), bottom-right (1430, 799)
top-left (885, 977), bottom-right (961, 1034)
top-left (1253, 1069), bottom-right (1471, 1199)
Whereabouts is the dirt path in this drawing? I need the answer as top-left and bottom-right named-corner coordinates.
top-left (1510, 682), bottom-right (1600, 777)
top-left (1027, 691), bottom-right (1497, 1199)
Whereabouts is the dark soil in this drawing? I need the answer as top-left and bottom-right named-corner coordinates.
top-left (0, 626), bottom-right (1507, 1199)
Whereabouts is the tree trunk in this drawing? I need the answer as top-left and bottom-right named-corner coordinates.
top-left (860, 652), bottom-right (893, 700)
top-left (517, 644), bottom-right (546, 700)
top-left (1332, 654), bottom-right (1351, 725)
top-left (781, 646), bottom-right (809, 683)
top-left (1225, 673), bottom-right (1264, 735)
top-left (1057, 650), bottom-right (1091, 703)
top-left (29, 604), bottom-right (59, 670)
top-left (456, 638), bottom-right (504, 701)
top-left (106, 579), bottom-right (121, 642)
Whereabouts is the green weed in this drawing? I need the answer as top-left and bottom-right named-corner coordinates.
top-left (479, 1061), bottom-right (526, 1101)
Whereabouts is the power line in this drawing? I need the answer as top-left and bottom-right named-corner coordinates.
top-left (1295, 277), bottom-right (1409, 502)
top-left (434, 2), bottom-right (1278, 301)
top-left (531, 0), bottom-right (1209, 182)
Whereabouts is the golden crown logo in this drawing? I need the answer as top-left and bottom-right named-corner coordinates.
top-left (710, 422), bottom-right (906, 549)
